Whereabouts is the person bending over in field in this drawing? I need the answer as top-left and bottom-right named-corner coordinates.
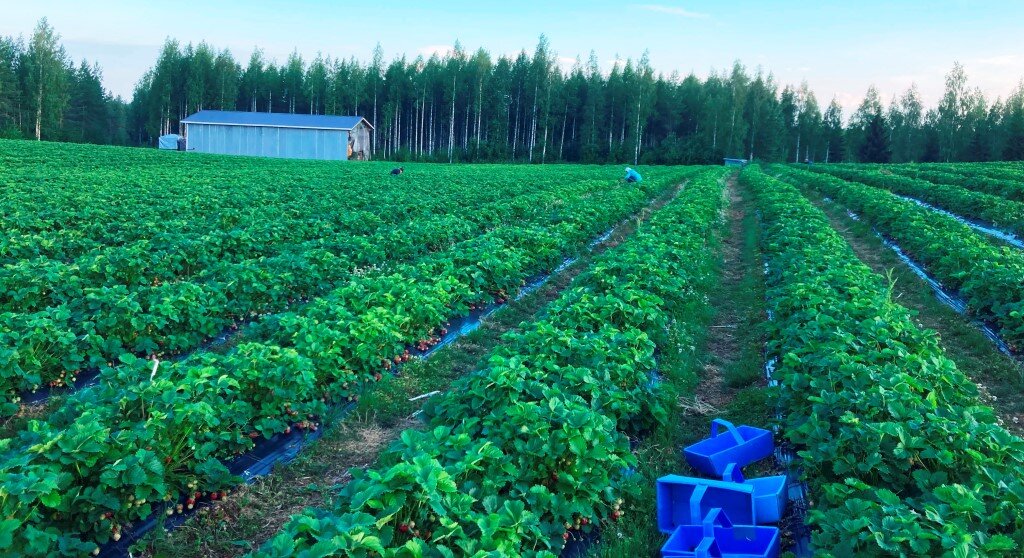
top-left (391, 167), bottom-right (405, 175)
top-left (623, 167), bottom-right (642, 183)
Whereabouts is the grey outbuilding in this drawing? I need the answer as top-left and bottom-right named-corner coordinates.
top-left (180, 110), bottom-right (373, 161)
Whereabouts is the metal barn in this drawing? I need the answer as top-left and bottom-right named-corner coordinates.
top-left (180, 110), bottom-right (373, 161)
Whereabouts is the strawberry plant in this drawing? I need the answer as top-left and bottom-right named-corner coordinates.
top-left (744, 165), bottom-right (1024, 556)
top-left (0, 149), bottom-right (698, 556)
top-left (0, 141), bottom-right (692, 414)
top-left (890, 164), bottom-right (1024, 202)
top-left (776, 165), bottom-right (1024, 349)
top-left (808, 164), bottom-right (1024, 236)
top-left (250, 168), bottom-right (729, 557)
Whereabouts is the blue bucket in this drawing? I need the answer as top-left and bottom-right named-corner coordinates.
top-left (683, 419), bottom-right (773, 476)
top-left (721, 464), bottom-right (786, 524)
top-left (656, 475), bottom-right (756, 534)
top-left (660, 508), bottom-right (780, 558)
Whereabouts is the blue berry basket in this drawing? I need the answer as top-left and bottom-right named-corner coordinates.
top-left (656, 474), bottom-right (756, 534)
top-left (721, 464), bottom-right (787, 524)
top-left (660, 508), bottom-right (781, 558)
top-left (683, 419), bottom-right (773, 476)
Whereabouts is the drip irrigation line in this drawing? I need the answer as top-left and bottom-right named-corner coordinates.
top-left (893, 194), bottom-right (1024, 249)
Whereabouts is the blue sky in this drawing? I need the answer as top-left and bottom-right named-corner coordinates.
top-left (4, 0), bottom-right (1023, 116)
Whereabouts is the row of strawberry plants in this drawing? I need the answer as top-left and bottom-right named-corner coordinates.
top-left (1, 213), bottom-right (455, 313)
top-left (887, 164), bottom-right (1024, 202)
top-left (919, 161), bottom-right (1024, 184)
top-left (0, 169), bottom-right (697, 556)
top-left (1, 150), bottom-right (636, 303)
top-left (1, 159), bottom-right (630, 300)
top-left (744, 165), bottom-right (1024, 556)
top-left (1, 140), bottom-right (653, 267)
top-left (806, 164), bottom-right (1024, 237)
top-left (1, 165), bottom-right (681, 413)
top-left (1, 163), bottom-right (686, 415)
top-left (1, 139), bottom-right (644, 319)
top-left (249, 168), bottom-right (728, 557)
top-left (0, 140), bottom-right (459, 264)
top-left (775, 165), bottom-right (1024, 350)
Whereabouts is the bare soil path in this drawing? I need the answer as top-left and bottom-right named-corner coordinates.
top-left (596, 171), bottom-right (775, 557)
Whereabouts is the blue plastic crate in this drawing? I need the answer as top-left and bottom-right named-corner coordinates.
top-left (683, 419), bottom-right (773, 476)
top-left (722, 464), bottom-right (787, 524)
top-left (656, 475), bottom-right (756, 534)
top-left (661, 508), bottom-right (780, 558)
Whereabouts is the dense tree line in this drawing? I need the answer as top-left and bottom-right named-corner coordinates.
top-left (0, 19), bottom-right (128, 144)
top-left (3, 18), bottom-right (1024, 164)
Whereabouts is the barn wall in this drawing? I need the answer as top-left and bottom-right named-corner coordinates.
top-left (185, 124), bottom-right (348, 160)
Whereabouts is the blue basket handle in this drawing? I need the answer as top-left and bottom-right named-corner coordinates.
top-left (696, 508), bottom-right (731, 558)
top-left (711, 418), bottom-right (745, 445)
top-left (695, 538), bottom-right (723, 558)
top-left (722, 463), bottom-right (746, 484)
top-left (689, 484), bottom-right (708, 524)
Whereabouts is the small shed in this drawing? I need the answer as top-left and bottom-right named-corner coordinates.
top-left (180, 110), bottom-right (373, 161)
top-left (723, 158), bottom-right (749, 167)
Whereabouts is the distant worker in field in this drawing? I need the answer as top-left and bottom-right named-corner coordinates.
top-left (390, 167), bottom-right (405, 175)
top-left (623, 167), bottom-right (642, 183)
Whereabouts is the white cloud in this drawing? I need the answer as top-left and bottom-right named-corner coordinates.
top-left (417, 44), bottom-right (454, 58)
top-left (635, 4), bottom-right (709, 18)
top-left (973, 54), bottom-right (1021, 67)
top-left (557, 56), bottom-right (578, 71)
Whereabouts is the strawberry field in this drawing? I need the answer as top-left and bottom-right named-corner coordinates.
top-left (3, 138), bottom-right (1024, 558)
top-left (0, 140), bottom-right (696, 414)
top-left (0, 140), bottom-right (708, 556)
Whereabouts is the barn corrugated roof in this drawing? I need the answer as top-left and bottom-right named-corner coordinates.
top-left (181, 110), bottom-right (373, 131)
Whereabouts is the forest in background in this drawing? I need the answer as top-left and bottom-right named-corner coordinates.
top-left (2, 18), bottom-right (1024, 164)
